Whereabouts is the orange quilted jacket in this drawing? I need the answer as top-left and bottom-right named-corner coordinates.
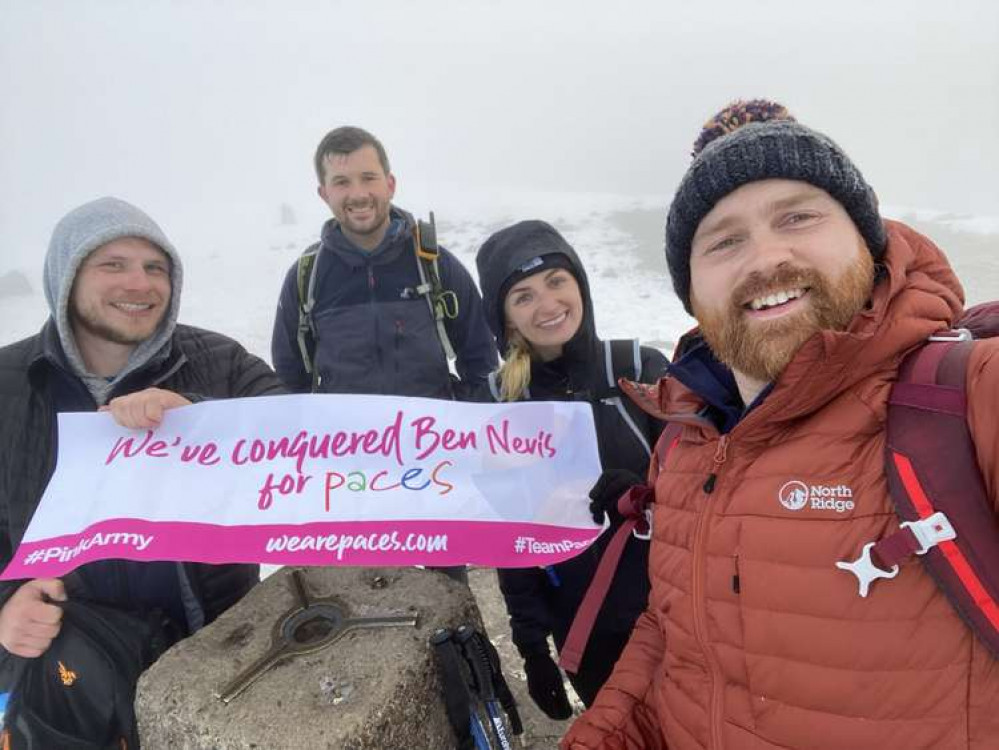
top-left (562, 222), bottom-right (999, 750)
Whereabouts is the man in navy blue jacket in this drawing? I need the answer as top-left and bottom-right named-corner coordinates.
top-left (271, 126), bottom-right (497, 399)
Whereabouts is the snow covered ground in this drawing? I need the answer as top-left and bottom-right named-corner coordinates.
top-left (1, 188), bottom-right (996, 359)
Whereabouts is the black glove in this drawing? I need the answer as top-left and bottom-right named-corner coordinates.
top-left (588, 468), bottom-right (644, 524)
top-left (523, 651), bottom-right (572, 720)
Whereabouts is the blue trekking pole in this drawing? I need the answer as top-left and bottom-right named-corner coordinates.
top-left (468, 710), bottom-right (493, 750)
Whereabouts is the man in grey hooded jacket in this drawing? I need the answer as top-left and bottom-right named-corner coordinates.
top-left (0, 196), bottom-right (282, 660)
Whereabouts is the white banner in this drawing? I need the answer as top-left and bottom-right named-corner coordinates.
top-left (3, 394), bottom-right (606, 578)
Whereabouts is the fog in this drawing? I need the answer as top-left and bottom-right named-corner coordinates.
top-left (2, 0), bottom-right (997, 284)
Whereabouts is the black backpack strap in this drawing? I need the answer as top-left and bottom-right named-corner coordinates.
top-left (601, 339), bottom-right (640, 393)
top-left (454, 626), bottom-right (519, 749)
top-left (295, 242), bottom-right (322, 392)
top-left (466, 629), bottom-right (523, 738)
top-left (430, 628), bottom-right (477, 750)
top-left (600, 339), bottom-right (651, 457)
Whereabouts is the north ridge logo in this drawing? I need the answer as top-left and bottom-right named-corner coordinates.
top-left (778, 480), bottom-right (855, 513)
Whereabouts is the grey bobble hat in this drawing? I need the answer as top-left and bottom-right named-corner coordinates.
top-left (665, 99), bottom-right (887, 314)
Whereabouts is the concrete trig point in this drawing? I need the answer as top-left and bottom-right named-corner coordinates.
top-left (217, 568), bottom-right (419, 703)
top-left (137, 566), bottom-right (482, 749)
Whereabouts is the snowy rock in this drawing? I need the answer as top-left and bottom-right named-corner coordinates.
top-left (279, 203), bottom-right (297, 226)
top-left (0, 271), bottom-right (31, 299)
top-left (136, 566), bottom-right (481, 750)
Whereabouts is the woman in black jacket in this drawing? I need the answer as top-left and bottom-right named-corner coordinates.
top-left (474, 220), bottom-right (667, 717)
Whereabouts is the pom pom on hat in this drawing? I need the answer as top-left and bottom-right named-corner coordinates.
top-left (691, 99), bottom-right (796, 156)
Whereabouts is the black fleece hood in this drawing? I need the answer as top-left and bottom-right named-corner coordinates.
top-left (475, 220), bottom-right (595, 356)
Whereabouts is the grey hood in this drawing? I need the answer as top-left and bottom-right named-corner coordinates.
top-left (43, 196), bottom-right (184, 404)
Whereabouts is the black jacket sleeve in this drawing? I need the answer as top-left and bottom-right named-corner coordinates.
top-left (0, 339), bottom-right (50, 611)
top-left (0, 525), bottom-right (20, 612)
top-left (224, 342), bottom-right (286, 399)
top-left (172, 327), bottom-right (286, 403)
top-left (497, 567), bottom-right (555, 657)
top-left (187, 561), bottom-right (260, 629)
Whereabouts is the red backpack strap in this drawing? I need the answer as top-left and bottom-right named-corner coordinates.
top-left (558, 424), bottom-right (682, 674)
top-left (879, 338), bottom-right (999, 657)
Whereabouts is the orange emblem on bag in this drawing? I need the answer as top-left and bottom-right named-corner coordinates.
top-left (58, 660), bottom-right (78, 686)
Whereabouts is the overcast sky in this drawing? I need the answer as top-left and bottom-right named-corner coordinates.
top-left (2, 0), bottom-right (997, 277)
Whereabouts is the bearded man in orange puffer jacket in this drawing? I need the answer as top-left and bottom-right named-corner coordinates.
top-left (561, 100), bottom-right (999, 750)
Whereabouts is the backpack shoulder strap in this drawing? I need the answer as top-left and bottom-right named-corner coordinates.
top-left (883, 337), bottom-right (999, 657)
top-left (295, 242), bottom-right (322, 391)
top-left (959, 301), bottom-right (999, 339)
top-left (600, 339), bottom-right (651, 457)
top-left (430, 629), bottom-right (477, 750)
top-left (412, 213), bottom-right (458, 363)
top-left (558, 420), bottom-right (681, 675)
top-left (487, 371), bottom-right (502, 402)
top-left (602, 338), bottom-right (641, 391)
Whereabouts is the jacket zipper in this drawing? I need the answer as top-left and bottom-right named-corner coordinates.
top-left (394, 319), bottom-right (404, 381)
top-left (368, 266), bottom-right (383, 374)
top-left (691, 433), bottom-right (729, 750)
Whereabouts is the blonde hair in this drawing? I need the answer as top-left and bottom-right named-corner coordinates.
top-left (496, 330), bottom-right (533, 402)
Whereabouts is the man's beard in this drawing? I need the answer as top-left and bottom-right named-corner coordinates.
top-left (341, 198), bottom-right (390, 237)
top-left (692, 251), bottom-right (875, 383)
top-left (70, 301), bottom-right (164, 346)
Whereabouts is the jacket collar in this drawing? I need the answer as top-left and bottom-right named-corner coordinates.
top-left (666, 338), bottom-right (770, 434)
top-left (28, 319), bottom-right (70, 383)
top-left (28, 318), bottom-right (185, 396)
top-left (319, 206), bottom-right (413, 268)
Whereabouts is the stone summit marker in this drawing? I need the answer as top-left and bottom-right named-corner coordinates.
top-left (137, 566), bottom-right (482, 749)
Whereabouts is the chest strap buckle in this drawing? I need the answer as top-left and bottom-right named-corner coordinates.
top-left (835, 542), bottom-right (899, 598)
top-left (632, 508), bottom-right (653, 541)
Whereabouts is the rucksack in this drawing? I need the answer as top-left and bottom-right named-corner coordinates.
top-left (1, 599), bottom-right (179, 750)
top-left (836, 301), bottom-right (999, 657)
top-left (295, 211), bottom-right (459, 392)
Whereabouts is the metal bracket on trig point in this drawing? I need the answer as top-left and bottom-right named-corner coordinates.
top-left (217, 569), bottom-right (419, 703)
